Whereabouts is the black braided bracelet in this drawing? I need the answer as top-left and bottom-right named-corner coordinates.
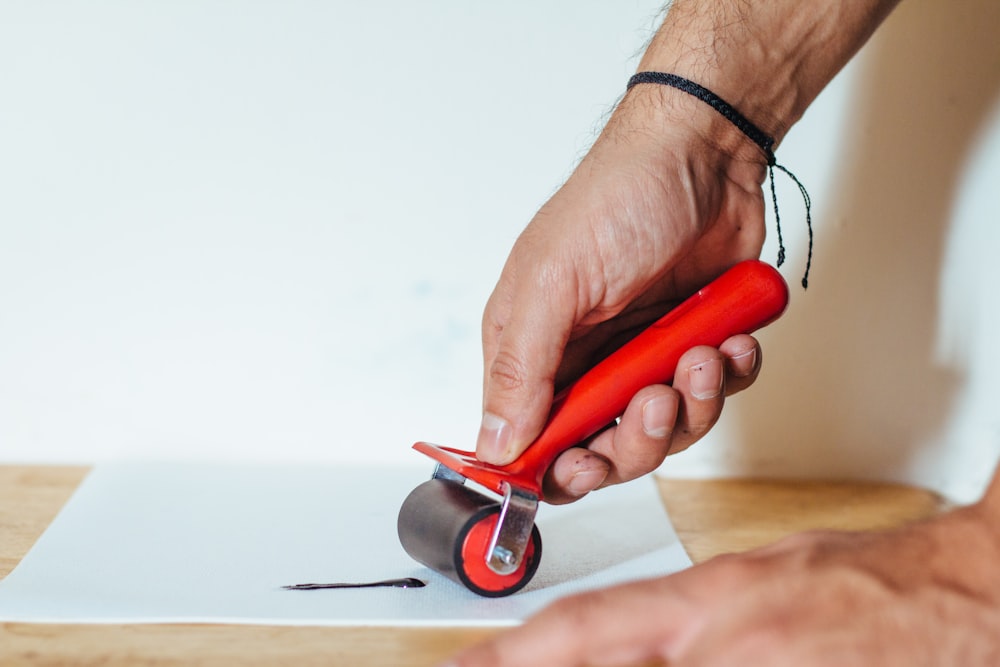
top-left (627, 71), bottom-right (813, 289)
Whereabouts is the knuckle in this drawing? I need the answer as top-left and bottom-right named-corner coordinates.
top-left (487, 350), bottom-right (529, 393)
top-left (704, 552), bottom-right (768, 586)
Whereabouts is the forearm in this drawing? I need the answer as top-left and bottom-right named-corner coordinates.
top-left (639, 0), bottom-right (902, 145)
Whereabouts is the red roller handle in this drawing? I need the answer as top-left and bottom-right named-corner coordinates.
top-left (413, 260), bottom-right (789, 499)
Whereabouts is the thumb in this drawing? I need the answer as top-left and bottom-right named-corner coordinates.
top-left (477, 277), bottom-right (574, 466)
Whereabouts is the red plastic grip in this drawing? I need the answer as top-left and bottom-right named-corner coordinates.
top-left (413, 260), bottom-right (789, 499)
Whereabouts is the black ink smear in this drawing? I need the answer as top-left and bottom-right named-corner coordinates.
top-left (282, 577), bottom-right (427, 591)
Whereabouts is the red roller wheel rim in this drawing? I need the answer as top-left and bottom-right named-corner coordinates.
top-left (455, 510), bottom-right (542, 597)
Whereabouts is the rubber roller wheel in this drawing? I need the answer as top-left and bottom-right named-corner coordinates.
top-left (397, 479), bottom-right (542, 597)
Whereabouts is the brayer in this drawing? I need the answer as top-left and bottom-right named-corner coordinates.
top-left (397, 260), bottom-right (789, 597)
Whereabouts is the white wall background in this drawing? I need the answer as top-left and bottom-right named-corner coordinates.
top-left (1, 1), bottom-right (998, 503)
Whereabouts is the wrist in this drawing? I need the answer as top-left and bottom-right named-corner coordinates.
top-left (610, 81), bottom-right (769, 186)
top-left (638, 0), bottom-right (901, 146)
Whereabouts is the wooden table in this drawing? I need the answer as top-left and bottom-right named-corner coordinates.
top-left (0, 466), bottom-right (946, 666)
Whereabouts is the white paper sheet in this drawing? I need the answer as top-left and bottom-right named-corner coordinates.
top-left (0, 462), bottom-right (690, 626)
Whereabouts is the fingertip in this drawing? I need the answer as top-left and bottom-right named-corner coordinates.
top-left (728, 346), bottom-right (758, 378)
top-left (686, 356), bottom-right (724, 400)
top-left (567, 468), bottom-right (609, 497)
top-left (719, 334), bottom-right (761, 379)
top-left (544, 448), bottom-right (612, 503)
top-left (641, 392), bottom-right (677, 439)
top-left (476, 411), bottom-right (515, 465)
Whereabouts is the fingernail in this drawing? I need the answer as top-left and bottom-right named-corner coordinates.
top-left (689, 358), bottom-right (723, 399)
top-left (477, 412), bottom-right (513, 464)
top-left (730, 348), bottom-right (757, 378)
top-left (566, 469), bottom-right (607, 497)
top-left (641, 395), bottom-right (672, 439)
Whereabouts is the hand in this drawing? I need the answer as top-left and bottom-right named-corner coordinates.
top-left (476, 83), bottom-right (770, 502)
top-left (539, 336), bottom-right (763, 504)
top-left (450, 503), bottom-right (1000, 666)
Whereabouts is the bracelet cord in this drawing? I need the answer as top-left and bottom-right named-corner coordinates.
top-left (627, 71), bottom-right (813, 289)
